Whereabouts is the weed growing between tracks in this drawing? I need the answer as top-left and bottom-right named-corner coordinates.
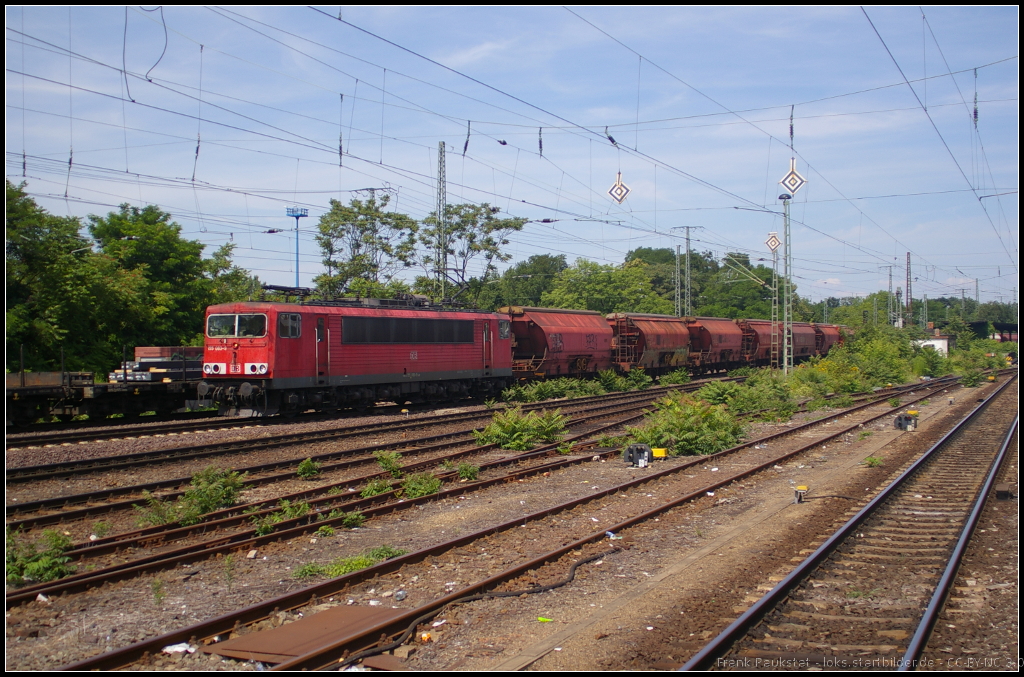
top-left (625, 393), bottom-right (744, 456)
top-left (133, 467), bottom-right (248, 527)
top-left (293, 545), bottom-right (408, 579)
top-left (250, 499), bottom-right (311, 536)
top-left (473, 407), bottom-right (568, 450)
top-left (400, 473), bottom-right (443, 498)
top-left (361, 478), bottom-right (393, 498)
top-left (6, 528), bottom-right (75, 585)
top-left (296, 458), bottom-right (322, 479)
top-left (501, 368), bottom-right (652, 404)
top-left (457, 462), bottom-right (480, 480)
top-left (374, 450), bottom-right (404, 478)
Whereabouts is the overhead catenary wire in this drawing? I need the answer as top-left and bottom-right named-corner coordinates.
top-left (9, 9), bottom-right (1015, 302)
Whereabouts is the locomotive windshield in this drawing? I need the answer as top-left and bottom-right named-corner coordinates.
top-left (207, 314), bottom-right (267, 338)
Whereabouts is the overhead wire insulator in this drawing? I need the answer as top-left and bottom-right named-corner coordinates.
top-left (463, 120), bottom-right (471, 156)
top-left (538, 127), bottom-right (543, 157)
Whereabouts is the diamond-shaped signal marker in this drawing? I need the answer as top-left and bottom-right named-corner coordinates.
top-left (765, 233), bottom-right (781, 252)
top-left (608, 172), bottom-right (630, 204)
top-left (779, 158), bottom-right (806, 194)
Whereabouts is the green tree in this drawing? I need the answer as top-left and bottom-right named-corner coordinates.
top-left (313, 192), bottom-right (418, 298)
top-left (541, 258), bottom-right (673, 315)
top-left (694, 253), bottom-right (776, 319)
top-left (207, 242), bottom-right (262, 305)
top-left (473, 254), bottom-right (567, 310)
top-left (7, 182), bottom-right (151, 372)
top-left (89, 204), bottom-right (218, 348)
top-left (418, 203), bottom-right (526, 300)
top-left (7, 182), bottom-right (257, 373)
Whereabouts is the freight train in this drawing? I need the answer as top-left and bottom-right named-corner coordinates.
top-left (198, 298), bottom-right (845, 417)
top-left (5, 346), bottom-right (207, 426)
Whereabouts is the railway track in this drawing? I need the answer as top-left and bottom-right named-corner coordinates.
top-left (40, 378), bottom-right (973, 670)
top-left (6, 376), bottom-right (952, 533)
top-left (4, 389), bottom-right (675, 530)
top-left (682, 375), bottom-right (1017, 671)
top-left (5, 387), bottom-right (679, 483)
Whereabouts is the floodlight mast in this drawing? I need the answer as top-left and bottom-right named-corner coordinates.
top-left (286, 207), bottom-right (309, 287)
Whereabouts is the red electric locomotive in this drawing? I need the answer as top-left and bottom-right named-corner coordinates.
top-left (199, 299), bottom-right (512, 416)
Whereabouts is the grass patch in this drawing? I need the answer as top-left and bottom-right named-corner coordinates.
top-left (864, 456), bottom-right (884, 468)
top-left (293, 545), bottom-right (408, 579)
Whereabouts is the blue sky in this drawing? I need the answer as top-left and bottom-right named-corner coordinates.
top-left (6, 6), bottom-right (1018, 303)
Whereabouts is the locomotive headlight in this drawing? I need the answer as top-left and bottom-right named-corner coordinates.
top-left (245, 362), bottom-right (268, 375)
top-left (203, 363), bottom-right (226, 375)
top-left (203, 364), bottom-right (212, 374)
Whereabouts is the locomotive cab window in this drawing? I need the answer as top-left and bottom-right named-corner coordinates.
top-left (278, 313), bottom-right (301, 338)
top-left (498, 320), bottom-right (511, 340)
top-left (207, 314), bottom-right (268, 338)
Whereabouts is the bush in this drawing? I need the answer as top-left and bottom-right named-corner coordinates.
top-left (596, 370), bottom-right (629, 392)
top-left (659, 369), bottom-right (691, 385)
top-left (297, 458), bottom-right (322, 479)
top-left (625, 393), bottom-right (744, 456)
top-left (472, 407), bottom-right (568, 450)
top-left (502, 378), bottom-right (604, 403)
top-left (698, 372), bottom-right (795, 421)
top-left (623, 368), bottom-right (653, 390)
top-left (696, 381), bottom-right (742, 405)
